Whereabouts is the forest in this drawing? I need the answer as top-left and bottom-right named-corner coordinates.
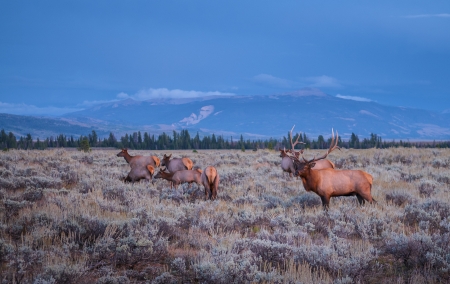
top-left (1, 129), bottom-right (449, 151)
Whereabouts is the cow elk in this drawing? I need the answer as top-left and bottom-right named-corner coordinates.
top-left (154, 169), bottom-right (202, 189)
top-left (125, 165), bottom-right (155, 183)
top-left (201, 166), bottom-right (220, 200)
top-left (161, 154), bottom-right (194, 172)
top-left (289, 129), bottom-right (375, 208)
top-left (117, 148), bottom-right (160, 168)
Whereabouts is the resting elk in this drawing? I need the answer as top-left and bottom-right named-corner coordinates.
top-left (154, 169), bottom-right (202, 189)
top-left (201, 166), bottom-right (220, 200)
top-left (280, 126), bottom-right (335, 178)
top-left (161, 154), bottom-right (194, 172)
top-left (124, 165), bottom-right (155, 183)
top-left (289, 129), bottom-right (375, 208)
top-left (117, 149), bottom-right (160, 168)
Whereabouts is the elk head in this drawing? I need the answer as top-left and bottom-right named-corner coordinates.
top-left (161, 154), bottom-right (172, 166)
top-left (116, 148), bottom-right (128, 157)
top-left (292, 129), bottom-right (340, 177)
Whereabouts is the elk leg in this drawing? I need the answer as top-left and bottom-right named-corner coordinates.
top-left (320, 196), bottom-right (330, 208)
top-left (204, 183), bottom-right (211, 200)
top-left (211, 184), bottom-right (217, 200)
top-left (356, 194), bottom-right (365, 205)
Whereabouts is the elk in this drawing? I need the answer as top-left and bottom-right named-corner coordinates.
top-left (124, 165), bottom-right (155, 183)
top-left (160, 154), bottom-right (194, 172)
top-left (154, 169), bottom-right (202, 189)
top-left (201, 166), bottom-right (220, 200)
top-left (280, 126), bottom-right (335, 178)
top-left (117, 149), bottom-right (160, 168)
top-left (289, 129), bottom-right (375, 208)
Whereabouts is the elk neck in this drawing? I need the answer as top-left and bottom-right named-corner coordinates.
top-left (122, 152), bottom-right (134, 164)
top-left (299, 167), bottom-right (319, 193)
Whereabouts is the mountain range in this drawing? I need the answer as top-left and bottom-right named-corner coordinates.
top-left (2, 88), bottom-right (450, 140)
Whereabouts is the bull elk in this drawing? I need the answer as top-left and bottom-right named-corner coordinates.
top-left (161, 154), bottom-right (194, 172)
top-left (289, 129), bottom-right (375, 208)
top-left (201, 166), bottom-right (220, 200)
top-left (281, 126), bottom-right (334, 178)
top-left (117, 149), bottom-right (160, 168)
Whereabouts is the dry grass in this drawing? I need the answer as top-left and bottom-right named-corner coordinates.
top-left (1, 147), bottom-right (449, 283)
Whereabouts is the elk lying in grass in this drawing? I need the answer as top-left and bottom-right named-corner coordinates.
top-left (154, 169), bottom-right (202, 189)
top-left (289, 129), bottom-right (375, 208)
top-left (201, 166), bottom-right (220, 200)
top-left (124, 165), bottom-right (155, 183)
top-left (117, 149), bottom-right (160, 168)
top-left (161, 154), bottom-right (194, 172)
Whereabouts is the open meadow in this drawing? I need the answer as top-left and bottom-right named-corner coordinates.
top-left (1, 147), bottom-right (450, 283)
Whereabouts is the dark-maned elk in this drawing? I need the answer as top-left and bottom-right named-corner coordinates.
top-left (289, 129), bottom-right (375, 208)
top-left (160, 154), bottom-right (194, 172)
top-left (201, 166), bottom-right (219, 200)
top-left (117, 149), bottom-right (160, 168)
top-left (281, 126), bottom-right (335, 178)
top-left (154, 169), bottom-right (202, 189)
top-left (124, 165), bottom-right (155, 183)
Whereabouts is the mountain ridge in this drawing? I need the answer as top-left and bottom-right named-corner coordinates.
top-left (1, 89), bottom-right (450, 140)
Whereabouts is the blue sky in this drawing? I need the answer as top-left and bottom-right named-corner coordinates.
top-left (1, 1), bottom-right (450, 115)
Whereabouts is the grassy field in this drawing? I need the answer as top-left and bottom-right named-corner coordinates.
top-left (0, 147), bottom-right (449, 283)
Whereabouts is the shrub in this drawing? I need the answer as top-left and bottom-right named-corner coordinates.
top-left (418, 179), bottom-right (438, 197)
top-left (385, 190), bottom-right (415, 206)
top-left (288, 193), bottom-right (322, 208)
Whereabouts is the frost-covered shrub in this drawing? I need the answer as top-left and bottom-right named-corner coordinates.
top-left (432, 158), bottom-right (448, 169)
top-left (151, 272), bottom-right (177, 284)
top-left (235, 238), bottom-right (293, 266)
top-left (418, 179), bottom-right (438, 197)
top-left (22, 187), bottom-right (44, 202)
top-left (102, 185), bottom-right (130, 206)
top-left (288, 193), bottom-right (322, 208)
top-left (3, 199), bottom-right (28, 218)
top-left (262, 194), bottom-right (284, 209)
top-left (385, 190), bottom-right (415, 206)
top-left (96, 275), bottom-right (130, 284)
top-left (382, 232), bottom-right (437, 270)
top-left (36, 264), bottom-right (86, 284)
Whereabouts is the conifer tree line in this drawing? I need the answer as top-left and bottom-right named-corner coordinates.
top-left (1, 129), bottom-right (449, 151)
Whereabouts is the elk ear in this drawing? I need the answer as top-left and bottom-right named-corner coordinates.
top-left (168, 154), bottom-right (172, 158)
top-left (147, 165), bottom-right (155, 175)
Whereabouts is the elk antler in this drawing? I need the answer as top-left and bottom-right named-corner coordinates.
top-left (289, 125), bottom-right (305, 156)
top-left (303, 129), bottom-right (340, 164)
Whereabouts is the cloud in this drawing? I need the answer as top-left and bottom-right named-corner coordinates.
top-left (304, 75), bottom-right (342, 88)
top-left (404, 13), bottom-right (450, 18)
top-left (179, 105), bottom-right (215, 125)
top-left (121, 88), bottom-right (235, 100)
top-left (252, 74), bottom-right (295, 88)
top-left (336, 94), bottom-right (372, 102)
top-left (116, 92), bottom-right (129, 99)
top-left (78, 99), bottom-right (121, 107)
top-left (0, 101), bottom-right (83, 116)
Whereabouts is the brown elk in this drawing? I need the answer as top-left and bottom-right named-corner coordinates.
top-left (201, 166), bottom-right (220, 200)
top-left (124, 165), bottom-right (155, 183)
top-left (160, 154), bottom-right (194, 172)
top-left (289, 129), bottom-right (375, 208)
top-left (117, 149), bottom-right (160, 168)
top-left (154, 169), bottom-right (202, 189)
top-left (281, 126), bottom-right (335, 178)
